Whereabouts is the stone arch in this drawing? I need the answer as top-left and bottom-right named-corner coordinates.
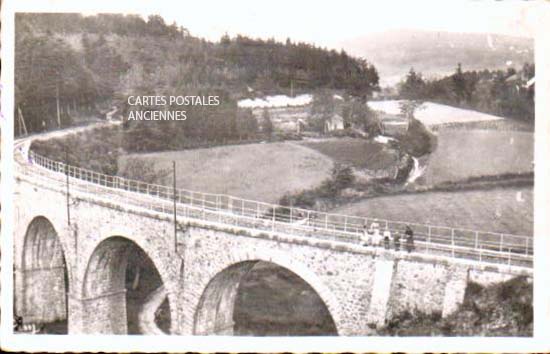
top-left (80, 236), bottom-right (171, 334)
top-left (192, 252), bottom-right (342, 335)
top-left (19, 216), bottom-right (69, 329)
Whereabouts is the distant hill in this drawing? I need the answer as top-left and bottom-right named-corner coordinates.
top-left (340, 30), bottom-right (534, 86)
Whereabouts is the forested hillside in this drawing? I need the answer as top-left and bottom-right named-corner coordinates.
top-left (15, 13), bottom-right (380, 137)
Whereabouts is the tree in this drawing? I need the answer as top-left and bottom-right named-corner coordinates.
top-left (310, 90), bottom-right (337, 133)
top-left (399, 100), bottom-right (425, 122)
top-left (399, 68), bottom-right (425, 100)
top-left (452, 63), bottom-right (467, 104)
top-left (343, 98), bottom-right (379, 135)
top-left (119, 157), bottom-right (170, 184)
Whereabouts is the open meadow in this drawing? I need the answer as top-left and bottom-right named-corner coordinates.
top-left (298, 137), bottom-right (399, 170)
top-left (120, 142), bottom-right (333, 204)
top-left (332, 186), bottom-right (533, 236)
top-left (368, 100), bottom-right (505, 127)
top-left (423, 129), bottom-right (533, 186)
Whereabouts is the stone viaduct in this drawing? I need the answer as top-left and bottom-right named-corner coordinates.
top-left (13, 131), bottom-right (533, 336)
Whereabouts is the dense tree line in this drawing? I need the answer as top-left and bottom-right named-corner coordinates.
top-left (15, 13), bottom-right (380, 140)
top-left (398, 63), bottom-right (535, 123)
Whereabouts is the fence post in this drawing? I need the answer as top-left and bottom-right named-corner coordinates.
top-left (272, 207), bottom-right (275, 232)
top-left (500, 234), bottom-right (504, 252)
top-left (451, 228), bottom-right (454, 246)
top-left (451, 229), bottom-right (455, 258)
top-left (475, 231), bottom-right (478, 249)
top-left (291, 207), bottom-right (295, 223)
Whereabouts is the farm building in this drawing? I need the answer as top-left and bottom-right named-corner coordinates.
top-left (250, 106), bottom-right (310, 133)
top-left (324, 113), bottom-right (345, 132)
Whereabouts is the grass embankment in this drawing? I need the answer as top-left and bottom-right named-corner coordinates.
top-left (423, 129), bottom-right (533, 186)
top-left (334, 186), bottom-right (533, 235)
top-left (31, 126), bottom-right (335, 204)
top-left (381, 276), bottom-right (532, 336)
top-left (121, 142), bottom-right (333, 204)
top-left (299, 138), bottom-right (399, 170)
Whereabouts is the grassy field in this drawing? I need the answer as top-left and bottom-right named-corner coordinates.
top-left (423, 129), bottom-right (533, 186)
top-left (333, 186), bottom-right (533, 236)
top-left (368, 100), bottom-right (505, 127)
top-left (298, 137), bottom-right (399, 170)
top-left (120, 142), bottom-right (333, 204)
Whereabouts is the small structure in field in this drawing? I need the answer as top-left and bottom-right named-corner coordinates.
top-left (324, 113), bottom-right (345, 132)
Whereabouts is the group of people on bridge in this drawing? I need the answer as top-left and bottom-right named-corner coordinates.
top-left (362, 220), bottom-right (415, 253)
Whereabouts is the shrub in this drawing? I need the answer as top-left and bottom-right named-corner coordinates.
top-left (396, 118), bottom-right (437, 157)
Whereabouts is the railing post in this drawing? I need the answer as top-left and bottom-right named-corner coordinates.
top-left (451, 229), bottom-right (454, 246)
top-left (475, 231), bottom-right (478, 249)
top-left (500, 234), bottom-right (503, 252)
top-left (451, 229), bottom-right (455, 258)
top-left (272, 207), bottom-right (275, 232)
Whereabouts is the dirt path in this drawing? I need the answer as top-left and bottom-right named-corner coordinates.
top-left (138, 285), bottom-right (168, 335)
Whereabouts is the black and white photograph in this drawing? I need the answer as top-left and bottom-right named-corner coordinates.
top-left (1, 0), bottom-right (550, 352)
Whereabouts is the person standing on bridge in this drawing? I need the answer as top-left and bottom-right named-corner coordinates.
top-left (405, 225), bottom-right (415, 253)
top-left (369, 219), bottom-right (380, 247)
top-left (383, 227), bottom-right (391, 249)
top-left (361, 222), bottom-right (370, 246)
top-left (393, 231), bottom-right (401, 251)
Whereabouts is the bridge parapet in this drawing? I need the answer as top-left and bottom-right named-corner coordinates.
top-left (18, 148), bottom-right (533, 268)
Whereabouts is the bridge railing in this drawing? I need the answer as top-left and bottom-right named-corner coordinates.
top-left (25, 150), bottom-right (533, 266)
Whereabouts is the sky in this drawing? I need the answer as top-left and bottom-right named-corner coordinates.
top-left (13, 0), bottom-right (540, 49)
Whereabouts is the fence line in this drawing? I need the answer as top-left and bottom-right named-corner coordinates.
top-left (21, 149), bottom-right (533, 267)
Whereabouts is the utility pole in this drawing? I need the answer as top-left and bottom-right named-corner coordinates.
top-left (173, 160), bottom-right (177, 253)
top-left (56, 83), bottom-right (61, 128)
top-left (65, 147), bottom-right (71, 226)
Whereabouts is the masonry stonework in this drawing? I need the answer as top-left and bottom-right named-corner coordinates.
top-left (14, 173), bottom-right (533, 336)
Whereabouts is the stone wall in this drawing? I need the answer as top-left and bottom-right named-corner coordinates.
top-left (14, 172), bottom-right (533, 336)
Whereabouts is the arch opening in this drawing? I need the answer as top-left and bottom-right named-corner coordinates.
top-left (194, 261), bottom-right (338, 336)
top-left (18, 216), bottom-right (69, 334)
top-left (82, 236), bottom-right (171, 334)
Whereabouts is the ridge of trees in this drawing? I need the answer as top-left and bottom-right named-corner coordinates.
top-left (398, 63), bottom-right (535, 123)
top-left (15, 13), bottom-right (380, 137)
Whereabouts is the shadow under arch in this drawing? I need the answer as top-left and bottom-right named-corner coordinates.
top-left (18, 216), bottom-right (69, 333)
top-left (193, 260), bottom-right (339, 336)
top-left (81, 236), bottom-right (171, 334)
